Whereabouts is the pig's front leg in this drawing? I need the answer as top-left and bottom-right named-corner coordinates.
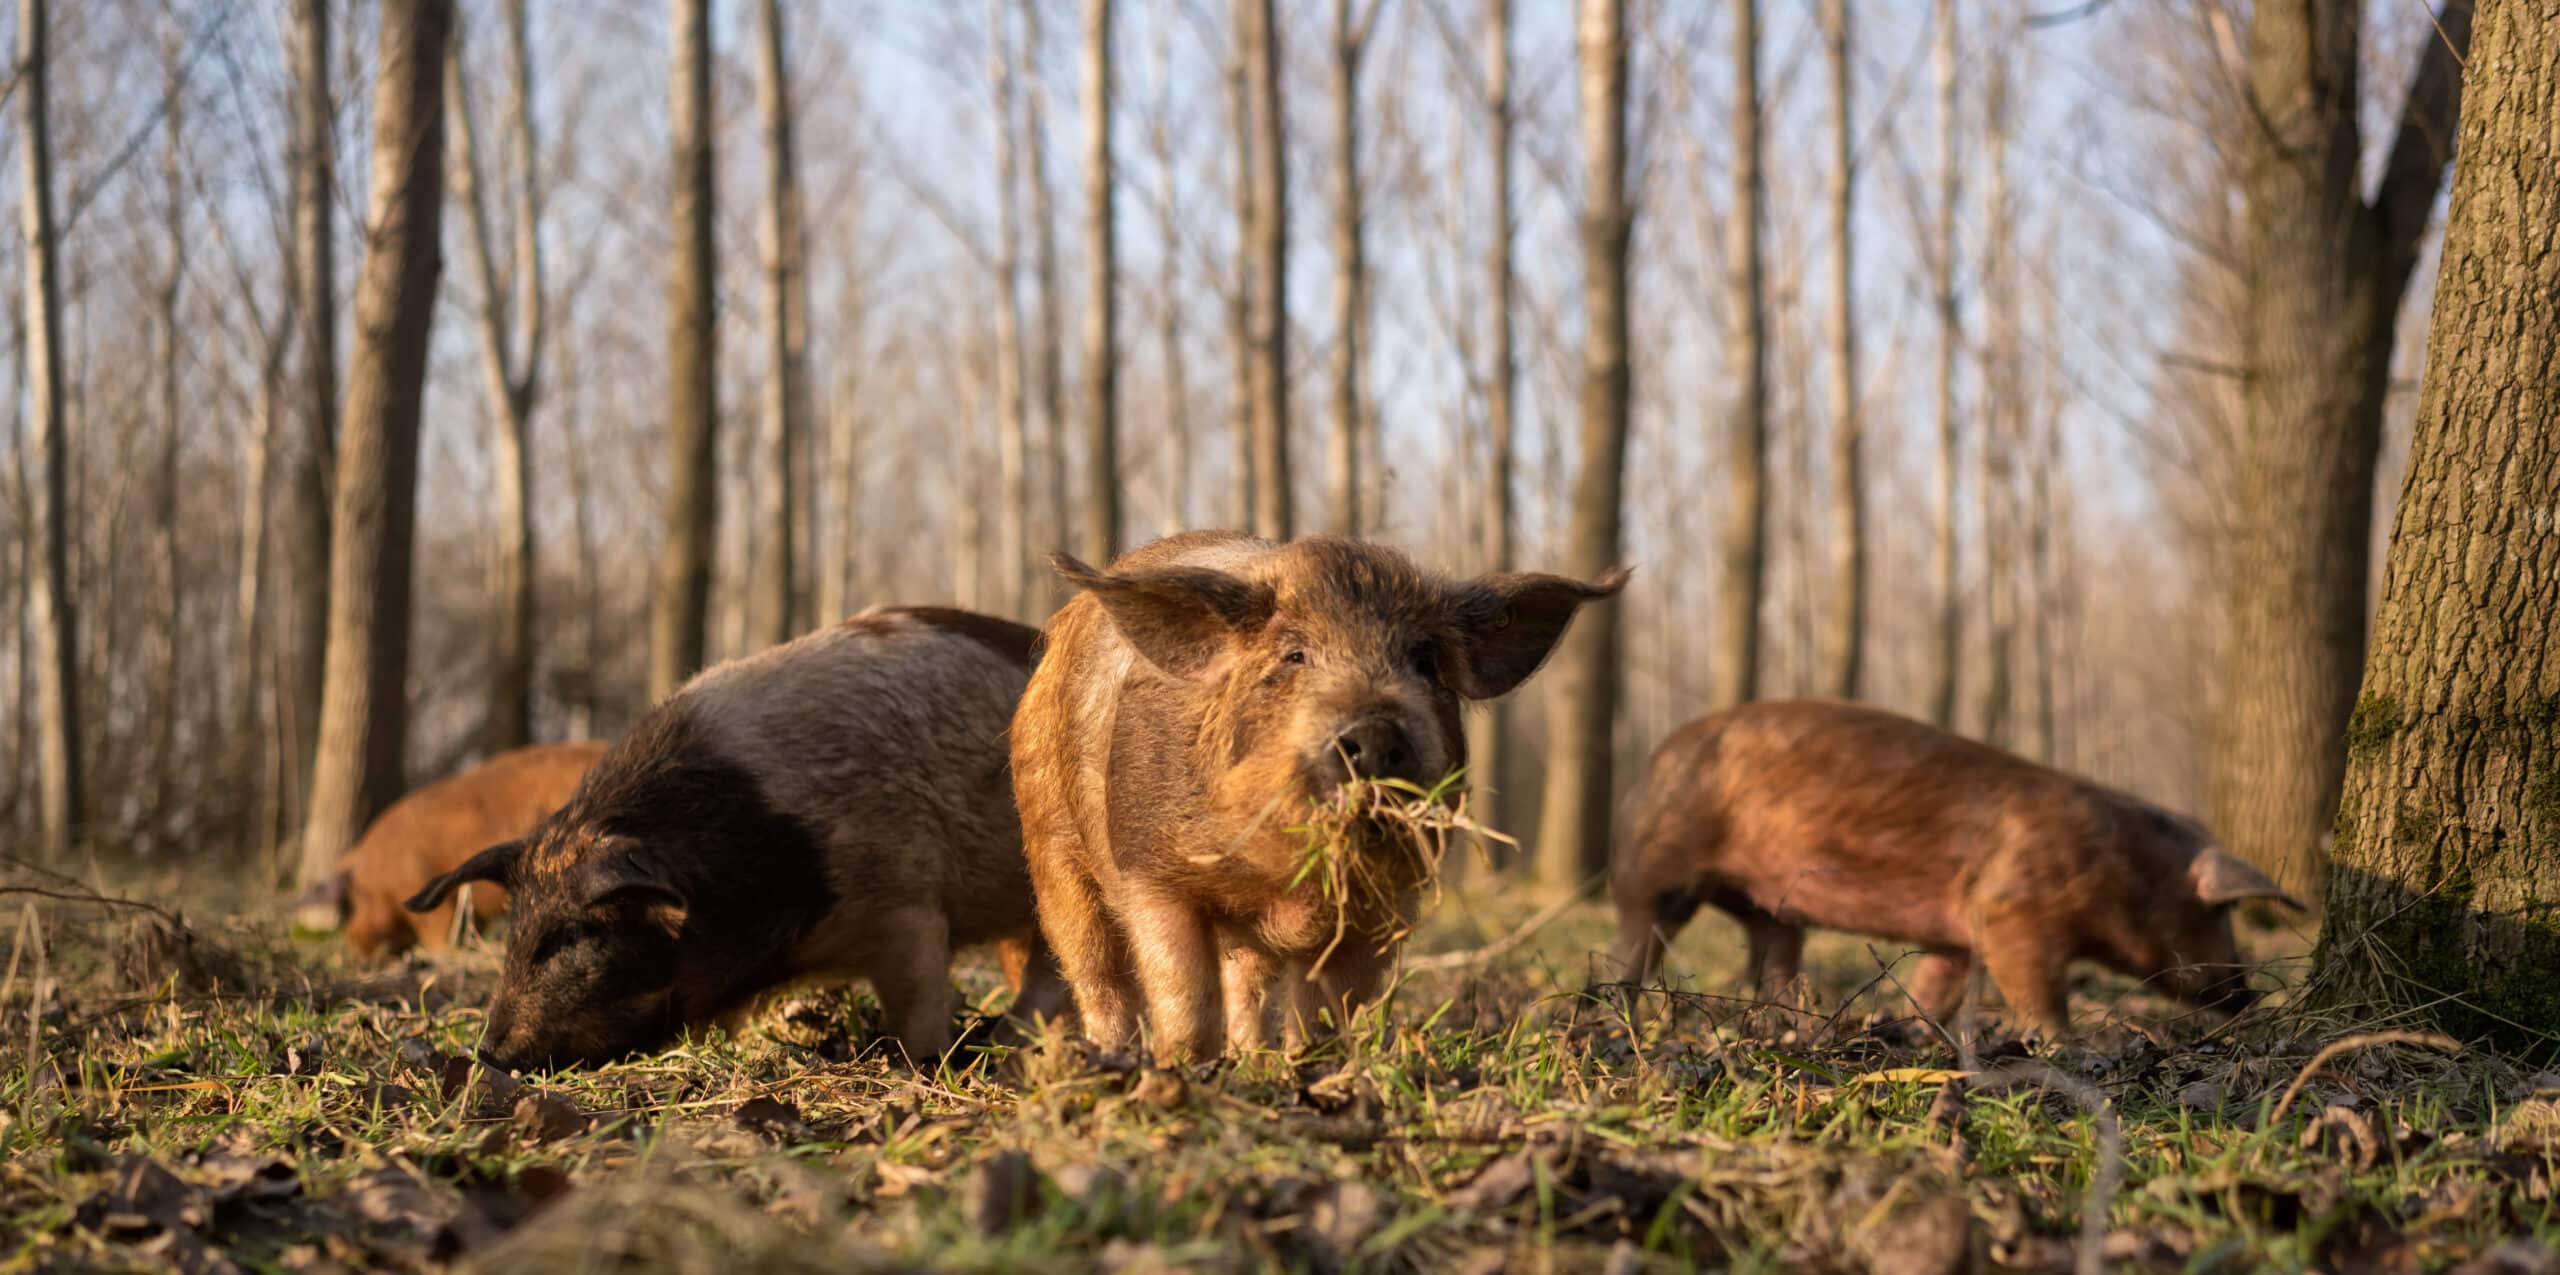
top-left (1287, 931), bottom-right (1399, 1049)
top-left (1904, 950), bottom-right (1972, 1023)
top-left (1219, 939), bottom-right (1279, 1053)
top-left (1121, 886), bottom-right (1224, 1063)
top-left (870, 907), bottom-right (957, 1065)
top-left (1028, 847), bottom-right (1141, 1051)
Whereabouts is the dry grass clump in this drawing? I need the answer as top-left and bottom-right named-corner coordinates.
top-left (1285, 771), bottom-right (1510, 972)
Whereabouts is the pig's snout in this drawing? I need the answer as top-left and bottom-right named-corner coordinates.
top-left (1315, 717), bottom-right (1425, 790)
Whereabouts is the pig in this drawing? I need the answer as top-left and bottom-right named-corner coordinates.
top-left (1606, 699), bottom-right (2303, 1035)
top-left (1013, 531), bottom-right (1625, 1063)
top-left (325, 740), bottom-right (608, 960)
top-left (404, 605), bottom-right (1067, 1071)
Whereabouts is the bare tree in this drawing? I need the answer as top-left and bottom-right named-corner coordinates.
top-left (1466, 0), bottom-right (1519, 845)
top-left (1535, 0), bottom-right (1631, 895)
top-left (1977, 27), bottom-right (2015, 747)
top-left (751, 0), bottom-right (811, 649)
top-left (296, 0), bottom-right (453, 904)
top-left (1023, 0), bottom-right (1070, 599)
top-left (286, 0), bottom-right (337, 813)
top-left (2211, 0), bottom-right (2474, 898)
top-left (1712, 0), bottom-right (1767, 710)
top-left (1075, 0), bottom-right (1120, 563)
top-left (987, 0), bottom-right (1031, 617)
top-left (1325, 0), bottom-right (1380, 536)
top-left (647, 0), bottom-right (720, 700)
top-left (17, 0), bottom-right (84, 861)
top-left (1146, 16), bottom-right (1191, 537)
top-left (2317, 0), bottom-right (2553, 1040)
top-left (448, 0), bottom-right (549, 749)
top-left (1242, 0), bottom-right (1290, 540)
top-left (1925, 0), bottom-right (1961, 729)
top-left (1225, 14), bottom-right (1254, 529)
top-left (1817, 0), bottom-right (1863, 700)
top-left (148, 19), bottom-right (189, 815)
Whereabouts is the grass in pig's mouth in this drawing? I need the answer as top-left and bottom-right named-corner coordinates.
top-left (1285, 770), bottom-right (1512, 972)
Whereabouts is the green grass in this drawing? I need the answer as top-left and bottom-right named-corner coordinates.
top-left (4, 868), bottom-right (2558, 1272)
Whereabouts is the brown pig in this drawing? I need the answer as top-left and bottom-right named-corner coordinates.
top-left (1014, 532), bottom-right (1625, 1062)
top-left (405, 605), bottom-right (1066, 1071)
top-left (1607, 699), bottom-right (2302, 1034)
top-left (328, 740), bottom-right (608, 960)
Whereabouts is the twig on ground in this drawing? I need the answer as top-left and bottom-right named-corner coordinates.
top-left (2267, 1030), bottom-right (2460, 1128)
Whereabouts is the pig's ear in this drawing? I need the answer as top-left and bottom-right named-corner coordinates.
top-left (404, 840), bottom-right (524, 913)
top-left (1445, 567), bottom-right (1632, 699)
top-left (1050, 552), bottom-right (1275, 680)
top-left (2189, 848), bottom-right (2305, 912)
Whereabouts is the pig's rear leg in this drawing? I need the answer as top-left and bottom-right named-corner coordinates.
top-left (1028, 849), bottom-right (1141, 1052)
top-left (1977, 921), bottom-right (2073, 1038)
top-left (1743, 914), bottom-right (1806, 1005)
top-left (1904, 951), bottom-right (1972, 1023)
top-left (872, 908), bottom-right (958, 1065)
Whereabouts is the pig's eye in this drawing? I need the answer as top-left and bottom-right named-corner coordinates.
top-left (1409, 643), bottom-right (1438, 682)
top-left (1280, 648), bottom-right (1307, 667)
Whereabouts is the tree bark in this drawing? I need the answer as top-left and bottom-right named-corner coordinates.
top-left (150, 24), bottom-right (188, 825)
top-left (1712, 0), bottom-right (1767, 711)
top-left (1817, 0), bottom-right (1863, 701)
top-left (18, 0), bottom-right (84, 861)
top-left (1325, 0), bottom-right (1376, 537)
top-left (987, 0), bottom-right (1031, 618)
top-left (1925, 0), bottom-right (1961, 730)
top-left (286, 0), bottom-right (337, 820)
top-left (1535, 0), bottom-right (1630, 896)
top-left (647, 0), bottom-right (720, 700)
top-left (1148, 20), bottom-right (1190, 537)
top-left (1022, 0), bottom-right (1070, 603)
top-left (448, 0), bottom-right (546, 750)
top-left (1467, 0), bottom-right (1518, 852)
top-left (1978, 34), bottom-right (2016, 748)
top-left (296, 0), bottom-right (452, 904)
top-left (752, 0), bottom-right (810, 649)
top-left (1242, 0), bottom-right (1290, 541)
top-left (1078, 0), bottom-right (1120, 564)
top-left (2211, 0), bottom-right (2473, 901)
top-left (2315, 0), bottom-right (2557, 1045)
top-left (1224, 20), bottom-right (1254, 530)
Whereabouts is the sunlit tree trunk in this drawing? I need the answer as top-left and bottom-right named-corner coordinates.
top-left (2210, 0), bottom-right (2473, 900)
top-left (1325, 0), bottom-right (1377, 537)
top-left (1712, 0), bottom-right (1767, 710)
top-left (17, 0), bottom-right (83, 860)
top-left (1242, 0), bottom-right (1290, 540)
top-left (987, 0), bottom-right (1031, 618)
top-left (1818, 0), bottom-right (1864, 701)
top-left (2315, 0), bottom-right (2555, 1044)
top-left (286, 0), bottom-right (337, 820)
top-left (1148, 21), bottom-right (1190, 537)
top-left (1022, 0), bottom-right (1070, 605)
top-left (1925, 0), bottom-right (1961, 730)
top-left (149, 25), bottom-right (189, 825)
top-left (1468, 0), bottom-right (1519, 852)
top-left (647, 0), bottom-right (720, 701)
top-left (297, 0), bottom-right (452, 908)
top-left (1978, 34), bottom-right (2016, 748)
top-left (1535, 0), bottom-right (1630, 896)
top-left (1078, 0), bottom-right (1121, 564)
top-left (1224, 22), bottom-right (1254, 530)
top-left (752, 0), bottom-right (811, 648)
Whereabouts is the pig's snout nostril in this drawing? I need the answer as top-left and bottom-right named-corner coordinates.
top-left (1325, 720), bottom-right (1419, 786)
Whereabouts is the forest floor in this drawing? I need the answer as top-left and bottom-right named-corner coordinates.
top-left (2, 858), bottom-right (2556, 1273)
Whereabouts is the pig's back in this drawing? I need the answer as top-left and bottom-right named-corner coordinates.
top-left (1673, 700), bottom-right (2097, 945)
top-left (683, 609), bottom-right (1040, 943)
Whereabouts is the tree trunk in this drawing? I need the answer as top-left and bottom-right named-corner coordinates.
top-left (1925, 0), bottom-right (1960, 730)
top-left (1224, 24), bottom-right (1254, 531)
top-left (1977, 36), bottom-right (2015, 748)
top-left (1078, 0), bottom-right (1120, 564)
top-left (1712, 0), bottom-right (1767, 711)
top-left (295, 0), bottom-right (452, 906)
top-left (987, 0), bottom-right (1031, 619)
top-left (1818, 0), bottom-right (1863, 701)
top-left (18, 0), bottom-right (84, 861)
top-left (150, 25), bottom-right (188, 826)
top-left (1468, 0), bottom-right (1518, 852)
top-left (647, 0), bottom-right (720, 701)
top-left (2210, 0), bottom-right (2473, 901)
top-left (1242, 0), bottom-right (1290, 541)
top-left (287, 0), bottom-right (337, 821)
top-left (1325, 0), bottom-right (1374, 537)
top-left (1535, 0), bottom-right (1630, 896)
top-left (449, 0), bottom-right (545, 751)
top-left (1149, 20), bottom-right (1190, 537)
top-left (2315, 0), bottom-right (2556, 1045)
top-left (1022, 0), bottom-right (1070, 606)
top-left (752, 0), bottom-right (809, 649)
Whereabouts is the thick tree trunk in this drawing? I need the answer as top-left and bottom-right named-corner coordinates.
top-left (647, 0), bottom-right (720, 700)
top-left (2210, 0), bottom-right (2472, 901)
top-left (752, 0), bottom-right (809, 649)
top-left (1325, 0), bottom-right (1374, 537)
top-left (1818, 0), bottom-right (1863, 701)
top-left (1148, 22), bottom-right (1190, 538)
top-left (1712, 0), bottom-right (1767, 711)
top-left (1925, 0), bottom-right (1961, 729)
top-left (296, 0), bottom-right (451, 905)
top-left (2315, 0), bottom-right (2556, 1044)
top-left (449, 0), bottom-right (545, 752)
top-left (1978, 38), bottom-right (2016, 748)
top-left (1224, 26), bottom-right (1254, 530)
top-left (1535, 0), bottom-right (1630, 896)
top-left (18, 0), bottom-right (84, 861)
top-left (1079, 0), bottom-right (1120, 564)
top-left (1022, 0), bottom-right (1070, 604)
top-left (150, 29), bottom-right (188, 825)
top-left (987, 0), bottom-right (1031, 619)
top-left (1242, 0), bottom-right (1290, 541)
top-left (286, 0), bottom-right (336, 821)
top-left (1468, 0), bottom-right (1518, 852)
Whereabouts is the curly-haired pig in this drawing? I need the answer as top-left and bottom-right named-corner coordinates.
top-left (1607, 699), bottom-right (2302, 1034)
top-left (324, 740), bottom-right (607, 960)
top-left (1014, 532), bottom-right (1626, 1063)
top-left (406, 605), bottom-right (1066, 1071)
